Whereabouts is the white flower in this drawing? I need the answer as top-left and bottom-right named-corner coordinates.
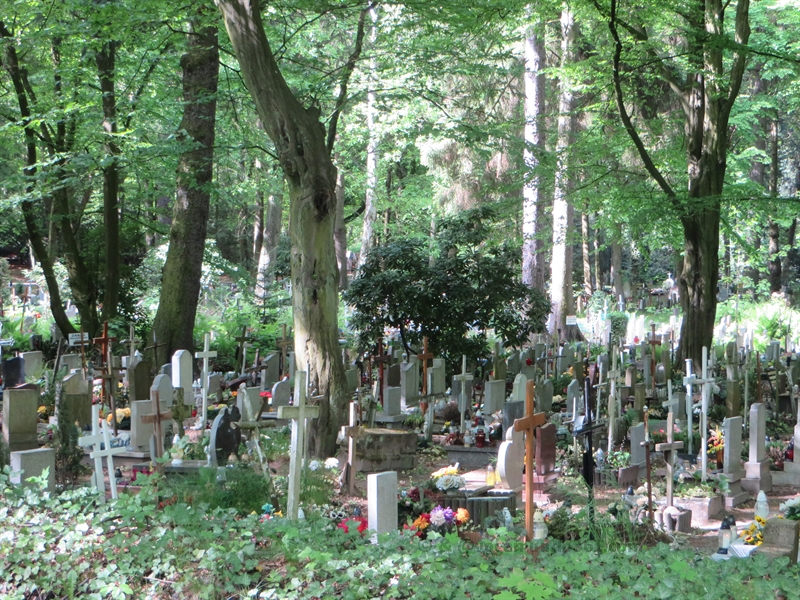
top-left (779, 496), bottom-right (800, 512)
top-left (435, 475), bottom-right (465, 491)
top-left (430, 511), bottom-right (446, 527)
top-left (308, 459), bottom-right (322, 471)
top-left (324, 457), bottom-right (339, 470)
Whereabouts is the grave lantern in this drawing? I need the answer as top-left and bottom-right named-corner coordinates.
top-left (755, 491), bottom-right (770, 520)
top-left (718, 519), bottom-right (733, 555)
top-left (533, 509), bottom-right (548, 540)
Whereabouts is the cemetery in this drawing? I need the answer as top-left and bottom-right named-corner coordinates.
top-left (2, 0), bottom-right (800, 597)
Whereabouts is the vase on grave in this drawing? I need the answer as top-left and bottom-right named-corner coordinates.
top-left (716, 449), bottom-right (724, 470)
top-left (475, 429), bottom-right (486, 448)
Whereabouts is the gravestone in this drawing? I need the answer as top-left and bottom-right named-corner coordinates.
top-left (511, 374), bottom-right (527, 404)
top-left (520, 348), bottom-right (533, 366)
top-left (3, 357), bottom-right (25, 387)
top-left (128, 358), bottom-right (152, 403)
top-left (345, 367), bottom-right (360, 394)
top-left (742, 403), bottom-right (772, 494)
top-left (721, 416), bottom-right (750, 508)
top-left (160, 363), bottom-right (172, 378)
top-left (153, 374), bottom-right (174, 408)
top-left (210, 405), bottom-right (242, 464)
top-left (497, 425), bottom-right (523, 490)
top-left (3, 387), bottom-right (38, 451)
top-left (10, 447), bottom-right (56, 492)
top-left (630, 423), bottom-right (646, 471)
top-left (634, 383), bottom-right (646, 417)
top-left (260, 354), bottom-right (280, 391)
top-left (726, 380), bottom-right (741, 418)
top-left (506, 351), bottom-right (520, 376)
top-left (271, 378), bottom-right (291, 410)
top-left (206, 372), bottom-right (222, 405)
top-left (557, 346), bottom-right (574, 374)
top-left (661, 348), bottom-right (671, 379)
top-left (625, 366), bottom-right (637, 387)
top-left (483, 380), bottom-right (506, 415)
top-left (520, 363), bottom-right (537, 382)
top-left (237, 384), bottom-right (263, 421)
top-left (130, 396), bottom-right (170, 453)
top-left (493, 353), bottom-right (507, 382)
top-left (367, 471), bottom-right (398, 536)
top-left (537, 379), bottom-right (554, 413)
top-left (502, 401), bottom-right (525, 437)
top-left (60, 372), bottom-right (92, 429)
top-left (386, 363), bottom-right (401, 389)
top-left (451, 378), bottom-right (474, 405)
top-left (566, 379), bottom-right (581, 416)
top-left (380, 386), bottom-right (401, 417)
top-left (399, 360), bottom-right (419, 405)
top-left (428, 358), bottom-right (446, 395)
top-left (643, 360), bottom-right (652, 389)
top-left (21, 351), bottom-right (43, 378)
top-left (534, 422), bottom-right (557, 482)
top-left (171, 350), bottom-right (193, 406)
top-left (60, 354), bottom-right (81, 373)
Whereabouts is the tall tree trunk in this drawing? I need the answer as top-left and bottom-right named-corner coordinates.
top-left (95, 41), bottom-right (121, 320)
top-left (217, 0), bottom-right (349, 457)
top-left (768, 119), bottom-right (781, 294)
top-left (151, 24), bottom-right (219, 360)
top-left (253, 159), bottom-right (265, 275)
top-left (593, 214), bottom-right (601, 290)
top-left (334, 171), bottom-right (348, 291)
top-left (358, 6), bottom-right (379, 268)
top-left (522, 17), bottom-right (547, 290)
top-left (549, 5), bottom-right (576, 341)
top-left (611, 223), bottom-right (624, 302)
top-left (256, 192), bottom-right (283, 299)
top-left (581, 207), bottom-right (592, 298)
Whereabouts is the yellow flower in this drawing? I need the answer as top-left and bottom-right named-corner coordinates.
top-left (431, 465), bottom-right (459, 479)
top-left (456, 508), bottom-right (470, 524)
top-left (413, 516), bottom-right (430, 530)
top-left (755, 516), bottom-right (766, 525)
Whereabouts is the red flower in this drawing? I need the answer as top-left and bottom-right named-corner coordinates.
top-left (526, 358), bottom-right (533, 366)
top-left (339, 516), bottom-right (368, 535)
top-left (260, 391), bottom-right (272, 398)
top-left (408, 487), bottom-right (420, 502)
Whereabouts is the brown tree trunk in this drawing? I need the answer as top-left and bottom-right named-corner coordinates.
top-left (151, 24), bottom-right (219, 360)
top-left (95, 41), bottom-right (121, 320)
top-left (334, 171), bottom-right (348, 291)
top-left (581, 208), bottom-right (593, 298)
top-left (611, 223), bottom-right (624, 303)
top-left (256, 192), bottom-right (283, 299)
top-left (768, 119), bottom-right (781, 294)
top-left (217, 0), bottom-right (349, 457)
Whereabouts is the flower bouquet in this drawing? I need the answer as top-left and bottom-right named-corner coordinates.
top-left (780, 496), bottom-right (800, 520)
top-left (743, 515), bottom-right (766, 545)
top-left (405, 506), bottom-right (470, 539)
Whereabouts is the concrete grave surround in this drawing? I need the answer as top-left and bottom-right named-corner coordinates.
top-left (10, 447), bottom-right (55, 491)
top-left (497, 426), bottom-right (523, 490)
top-left (368, 471), bottom-right (398, 536)
top-left (483, 380), bottom-right (506, 415)
top-left (3, 388), bottom-right (39, 451)
top-left (742, 403), bottom-right (772, 494)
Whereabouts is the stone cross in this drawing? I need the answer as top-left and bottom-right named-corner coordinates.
top-left (235, 326), bottom-right (254, 376)
top-left (453, 355), bottom-right (474, 433)
top-left (89, 419), bottom-right (126, 500)
top-left (92, 321), bottom-right (117, 367)
top-left (341, 401), bottom-right (365, 494)
top-left (416, 336), bottom-right (434, 396)
top-left (655, 412), bottom-right (684, 508)
top-left (141, 390), bottom-right (173, 459)
top-left (277, 371), bottom-right (320, 520)
top-left (276, 324), bottom-right (292, 378)
top-left (78, 404), bottom-right (106, 503)
top-left (195, 332), bottom-right (217, 427)
top-left (513, 379), bottom-right (547, 542)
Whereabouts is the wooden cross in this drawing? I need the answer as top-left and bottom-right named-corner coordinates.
top-left (277, 371), bottom-right (320, 519)
top-left (235, 326), bottom-right (254, 376)
top-left (88, 419), bottom-right (127, 500)
top-left (417, 336), bottom-right (434, 396)
top-left (141, 389), bottom-right (173, 460)
top-left (370, 339), bottom-right (391, 406)
top-left (662, 380), bottom-right (678, 416)
top-left (95, 350), bottom-right (121, 436)
top-left (92, 321), bottom-right (117, 367)
top-left (123, 324), bottom-right (141, 361)
top-left (513, 379), bottom-right (547, 542)
top-left (276, 324), bottom-right (293, 378)
top-left (144, 331), bottom-right (166, 373)
top-left (655, 412), bottom-right (684, 508)
top-left (341, 401), bottom-right (366, 494)
top-left (195, 332), bottom-right (217, 427)
top-left (78, 404), bottom-right (106, 503)
top-left (453, 354), bottom-right (474, 433)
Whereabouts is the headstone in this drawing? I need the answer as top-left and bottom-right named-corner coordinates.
top-left (60, 373), bottom-right (92, 429)
top-left (428, 358), bottom-right (446, 395)
top-left (153, 374), bottom-right (174, 408)
top-left (493, 354), bottom-right (508, 382)
top-left (20, 351), bottom-right (43, 378)
top-left (386, 363), bottom-right (401, 389)
top-left (483, 380), bottom-right (506, 415)
top-left (128, 358), bottom-right (152, 402)
top-left (557, 346), bottom-right (574, 374)
top-left (2, 387), bottom-right (38, 451)
top-left (742, 403), bottom-right (772, 494)
top-left (451, 378), bottom-right (474, 407)
top-left (507, 351), bottom-right (520, 376)
top-left (130, 395), bottom-right (171, 453)
top-left (210, 405), bottom-right (242, 464)
top-left (634, 383), bottom-right (646, 417)
top-left (345, 367), bottom-right (360, 394)
top-left (630, 423), bottom-right (646, 469)
top-left (642, 360), bottom-right (652, 389)
top-left (537, 379), bottom-right (554, 413)
top-left (534, 422), bottom-right (557, 477)
top-left (511, 374), bottom-right (527, 404)
top-left (206, 373), bottom-right (222, 404)
top-left (367, 471), bottom-right (398, 536)
top-left (566, 379), bottom-right (581, 416)
top-left (260, 354), bottom-right (280, 391)
top-left (625, 366), bottom-right (637, 387)
top-left (3, 357), bottom-right (25, 387)
top-left (496, 426), bottom-right (523, 490)
top-left (271, 378), bottom-right (291, 409)
top-left (721, 416), bottom-right (750, 507)
top-left (660, 348), bottom-right (671, 380)
top-left (381, 386), bottom-right (401, 417)
top-left (237, 384), bottom-right (263, 421)
top-left (726, 380), bottom-right (741, 418)
top-left (10, 447), bottom-right (55, 492)
top-left (171, 350), bottom-right (193, 406)
top-left (160, 363), bottom-right (172, 378)
top-left (60, 354), bottom-right (81, 373)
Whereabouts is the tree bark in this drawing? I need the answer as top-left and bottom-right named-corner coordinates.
top-left (581, 208), bottom-right (593, 298)
top-left (256, 192), bottom-right (283, 299)
top-left (217, 0), bottom-right (348, 457)
top-left (522, 17), bottom-right (548, 290)
top-left (611, 226), bottom-right (624, 303)
top-left (334, 171), bottom-right (349, 291)
top-left (768, 119), bottom-right (781, 294)
top-left (253, 161), bottom-right (265, 275)
top-left (151, 24), bottom-right (219, 360)
top-left (95, 41), bottom-right (120, 320)
top-left (358, 6), bottom-right (380, 269)
top-left (549, 5), bottom-right (576, 341)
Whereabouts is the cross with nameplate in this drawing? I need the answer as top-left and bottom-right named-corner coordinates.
top-left (513, 379), bottom-right (547, 542)
top-left (341, 401), bottom-right (365, 494)
top-left (278, 371), bottom-right (320, 519)
top-left (195, 332), bottom-right (217, 427)
top-left (417, 337), bottom-right (434, 396)
top-left (655, 412), bottom-right (684, 508)
top-left (684, 347), bottom-right (715, 481)
top-left (453, 354), bottom-right (474, 433)
top-left (141, 389), bottom-right (173, 460)
top-left (144, 331), bottom-right (166, 374)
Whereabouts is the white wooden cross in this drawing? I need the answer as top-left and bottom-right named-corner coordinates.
top-left (684, 348), bottom-right (715, 481)
top-left (655, 412), bottom-right (684, 508)
top-left (89, 419), bottom-right (127, 499)
top-left (662, 380), bottom-right (678, 416)
top-left (453, 355), bottom-right (473, 433)
top-left (195, 332), bottom-right (217, 428)
top-left (277, 371), bottom-right (320, 519)
top-left (78, 404), bottom-right (106, 503)
top-left (341, 401), bottom-right (365, 494)
top-left (606, 348), bottom-right (621, 453)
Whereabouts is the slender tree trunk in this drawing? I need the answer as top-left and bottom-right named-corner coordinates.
top-left (768, 119), bottom-right (781, 294)
top-left (358, 6), bottom-right (379, 268)
top-left (549, 5), bottom-right (576, 341)
top-left (581, 207), bottom-right (592, 298)
top-left (611, 223), bottom-right (623, 302)
top-left (95, 41), bottom-right (121, 320)
top-left (334, 171), bottom-right (348, 291)
top-left (217, 0), bottom-right (348, 457)
top-left (151, 24), bottom-right (219, 360)
top-left (253, 161), bottom-right (265, 275)
top-left (522, 17), bottom-right (547, 290)
top-left (256, 192), bottom-right (283, 299)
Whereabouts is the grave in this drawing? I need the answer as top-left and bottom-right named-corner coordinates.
top-left (236, 383), bottom-right (263, 421)
top-left (511, 373), bottom-right (527, 404)
top-left (367, 471), bottom-right (398, 536)
top-left (270, 378), bottom-right (291, 410)
top-left (21, 351), bottom-right (43, 378)
top-left (376, 386), bottom-right (403, 423)
top-left (533, 422), bottom-right (558, 491)
top-left (537, 379), bottom-right (554, 413)
top-left (497, 425), bottom-right (523, 491)
top-left (742, 403), bottom-right (772, 494)
top-left (171, 350), bottom-right (194, 405)
top-left (355, 428), bottom-right (417, 471)
top-left (3, 387), bottom-right (39, 451)
top-left (721, 416), bottom-right (750, 508)
top-left (10, 447), bottom-right (55, 492)
top-left (60, 372), bottom-right (92, 430)
top-left (260, 353), bottom-right (280, 391)
top-left (483, 380), bottom-right (506, 415)
top-left (3, 356), bottom-right (25, 387)
top-left (209, 405), bottom-right (242, 465)
top-left (629, 422), bottom-right (646, 476)
top-left (428, 358), bottom-right (446, 396)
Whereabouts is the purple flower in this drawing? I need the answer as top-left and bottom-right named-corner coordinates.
top-left (430, 506), bottom-right (446, 527)
top-left (443, 507), bottom-right (455, 524)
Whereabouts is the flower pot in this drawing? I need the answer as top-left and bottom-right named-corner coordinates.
top-left (715, 449), bottom-right (724, 470)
